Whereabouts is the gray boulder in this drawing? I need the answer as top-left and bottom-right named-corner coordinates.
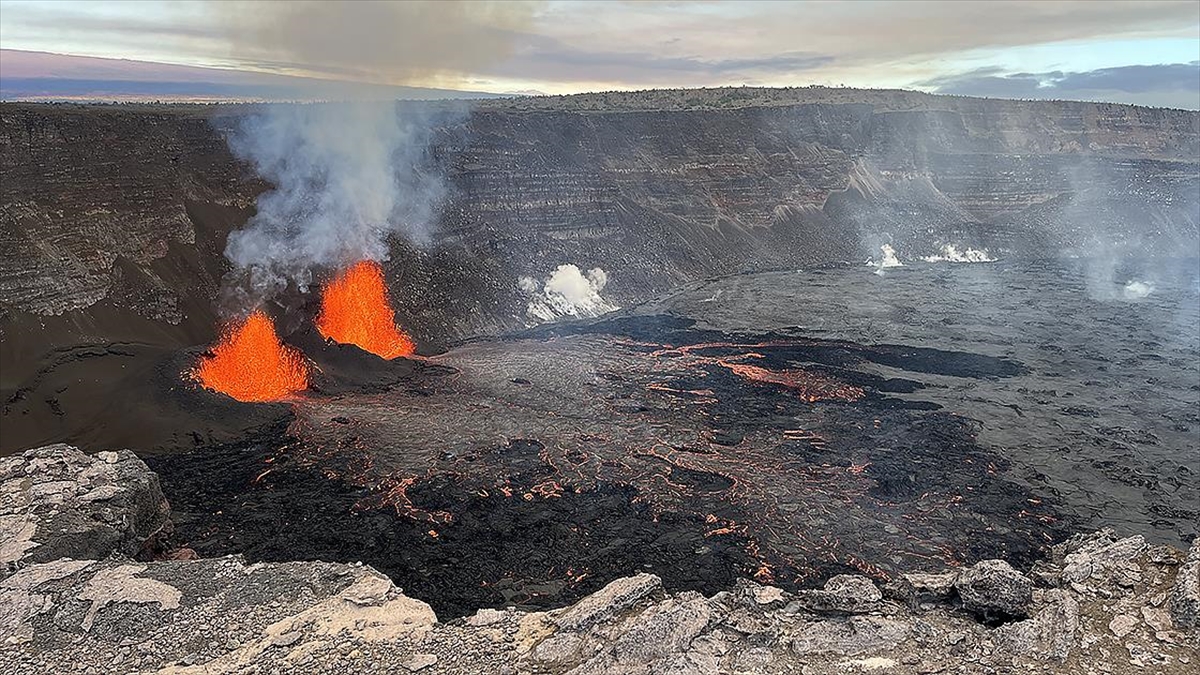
top-left (955, 559), bottom-right (1033, 620)
top-left (994, 589), bottom-right (1080, 661)
top-left (1169, 538), bottom-right (1199, 629)
top-left (789, 616), bottom-right (910, 655)
top-left (1059, 529), bottom-right (1146, 585)
top-left (551, 572), bottom-right (662, 632)
top-left (885, 569), bottom-right (959, 607)
top-left (1, 444), bottom-right (170, 572)
top-left (569, 593), bottom-right (713, 675)
top-left (789, 574), bottom-right (883, 614)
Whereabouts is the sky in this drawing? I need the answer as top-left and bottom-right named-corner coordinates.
top-left (0, 0), bottom-right (1197, 108)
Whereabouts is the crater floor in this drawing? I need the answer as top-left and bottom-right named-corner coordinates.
top-left (148, 259), bottom-right (1197, 618)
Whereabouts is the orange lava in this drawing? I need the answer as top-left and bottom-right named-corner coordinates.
top-left (719, 360), bottom-right (865, 402)
top-left (192, 310), bottom-right (309, 402)
top-left (317, 260), bottom-right (415, 359)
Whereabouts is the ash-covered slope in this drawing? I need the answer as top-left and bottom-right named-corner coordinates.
top-left (2, 90), bottom-right (1198, 385)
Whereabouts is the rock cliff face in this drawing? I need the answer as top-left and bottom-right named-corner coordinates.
top-left (0, 445), bottom-right (1196, 675)
top-left (2, 91), bottom-right (1198, 384)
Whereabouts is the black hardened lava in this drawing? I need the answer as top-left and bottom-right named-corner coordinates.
top-left (148, 429), bottom-right (758, 619)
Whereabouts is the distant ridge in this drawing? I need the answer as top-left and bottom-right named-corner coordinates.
top-left (473, 84), bottom-right (1200, 114)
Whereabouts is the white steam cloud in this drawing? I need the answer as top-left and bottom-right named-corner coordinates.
top-left (920, 244), bottom-right (996, 263)
top-left (866, 244), bottom-right (903, 275)
top-left (215, 1), bottom-right (532, 312)
top-left (222, 101), bottom-right (448, 305)
top-left (1122, 280), bottom-right (1155, 300)
top-left (520, 264), bottom-right (617, 322)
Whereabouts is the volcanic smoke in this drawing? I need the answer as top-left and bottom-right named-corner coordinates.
top-left (317, 260), bottom-right (416, 359)
top-left (192, 310), bottom-right (309, 402)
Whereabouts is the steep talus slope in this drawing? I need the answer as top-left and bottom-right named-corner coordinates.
top-left (1, 91), bottom-right (1197, 388)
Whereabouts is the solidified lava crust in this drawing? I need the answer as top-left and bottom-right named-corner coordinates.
top-left (148, 429), bottom-right (758, 620)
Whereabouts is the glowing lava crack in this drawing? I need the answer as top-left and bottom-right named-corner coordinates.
top-left (317, 260), bottom-right (416, 359)
top-left (192, 309), bottom-right (309, 402)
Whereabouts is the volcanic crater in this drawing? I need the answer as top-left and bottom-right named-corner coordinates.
top-left (1, 94), bottom-right (1197, 635)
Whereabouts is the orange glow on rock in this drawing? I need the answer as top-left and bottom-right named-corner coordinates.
top-left (317, 260), bottom-right (415, 359)
top-left (192, 310), bottom-right (309, 402)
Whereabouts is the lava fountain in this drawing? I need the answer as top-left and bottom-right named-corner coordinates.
top-left (317, 260), bottom-right (416, 359)
top-left (192, 309), bottom-right (309, 402)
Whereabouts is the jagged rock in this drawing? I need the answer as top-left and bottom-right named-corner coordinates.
top-left (569, 593), bottom-right (713, 675)
top-left (1140, 605), bottom-right (1173, 633)
top-left (1059, 529), bottom-right (1146, 585)
top-left (0, 558), bottom-right (95, 641)
top-left (789, 616), bottom-right (910, 655)
top-left (268, 571), bottom-right (437, 642)
top-left (466, 607), bottom-right (507, 627)
top-left (530, 632), bottom-right (586, 665)
top-left (885, 570), bottom-right (959, 606)
top-left (1169, 538), bottom-right (1199, 629)
top-left (744, 582), bottom-right (787, 608)
top-left (994, 589), bottom-right (1080, 661)
top-left (789, 574), bottom-right (883, 614)
top-left (955, 559), bottom-right (1033, 620)
top-left (551, 572), bottom-right (662, 631)
top-left (1108, 613), bottom-right (1138, 638)
top-left (1147, 545), bottom-right (1186, 566)
top-left (0, 444), bottom-right (169, 572)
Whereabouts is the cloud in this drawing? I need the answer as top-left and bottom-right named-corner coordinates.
top-left (1, 0), bottom-right (1197, 104)
top-left (0, 50), bottom-right (501, 102)
top-left (216, 0), bottom-right (539, 87)
top-left (484, 34), bottom-right (833, 85)
top-left (920, 62), bottom-right (1200, 109)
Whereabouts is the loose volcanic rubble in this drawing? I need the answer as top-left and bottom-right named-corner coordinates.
top-left (1, 445), bottom-right (1196, 674)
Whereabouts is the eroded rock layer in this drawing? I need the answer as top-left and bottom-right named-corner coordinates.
top-left (2, 91), bottom-right (1197, 387)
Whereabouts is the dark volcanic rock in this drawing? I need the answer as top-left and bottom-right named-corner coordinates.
top-left (0, 444), bottom-right (169, 571)
top-left (955, 559), bottom-right (1034, 621)
top-left (1171, 538), bottom-right (1200, 629)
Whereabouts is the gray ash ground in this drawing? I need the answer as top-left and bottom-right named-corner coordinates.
top-left (148, 258), bottom-right (1198, 620)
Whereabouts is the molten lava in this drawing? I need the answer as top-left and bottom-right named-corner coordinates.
top-left (718, 360), bottom-right (865, 402)
top-left (317, 260), bottom-right (415, 359)
top-left (192, 310), bottom-right (309, 402)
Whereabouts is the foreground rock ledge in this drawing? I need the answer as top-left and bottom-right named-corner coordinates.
top-left (0, 446), bottom-right (1196, 674)
top-left (1, 445), bottom-right (169, 573)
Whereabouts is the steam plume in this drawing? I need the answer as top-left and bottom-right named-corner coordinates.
top-left (215, 1), bottom-right (533, 312)
top-left (223, 101), bottom-right (448, 307)
top-left (866, 244), bottom-right (903, 275)
top-left (521, 264), bottom-right (616, 322)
